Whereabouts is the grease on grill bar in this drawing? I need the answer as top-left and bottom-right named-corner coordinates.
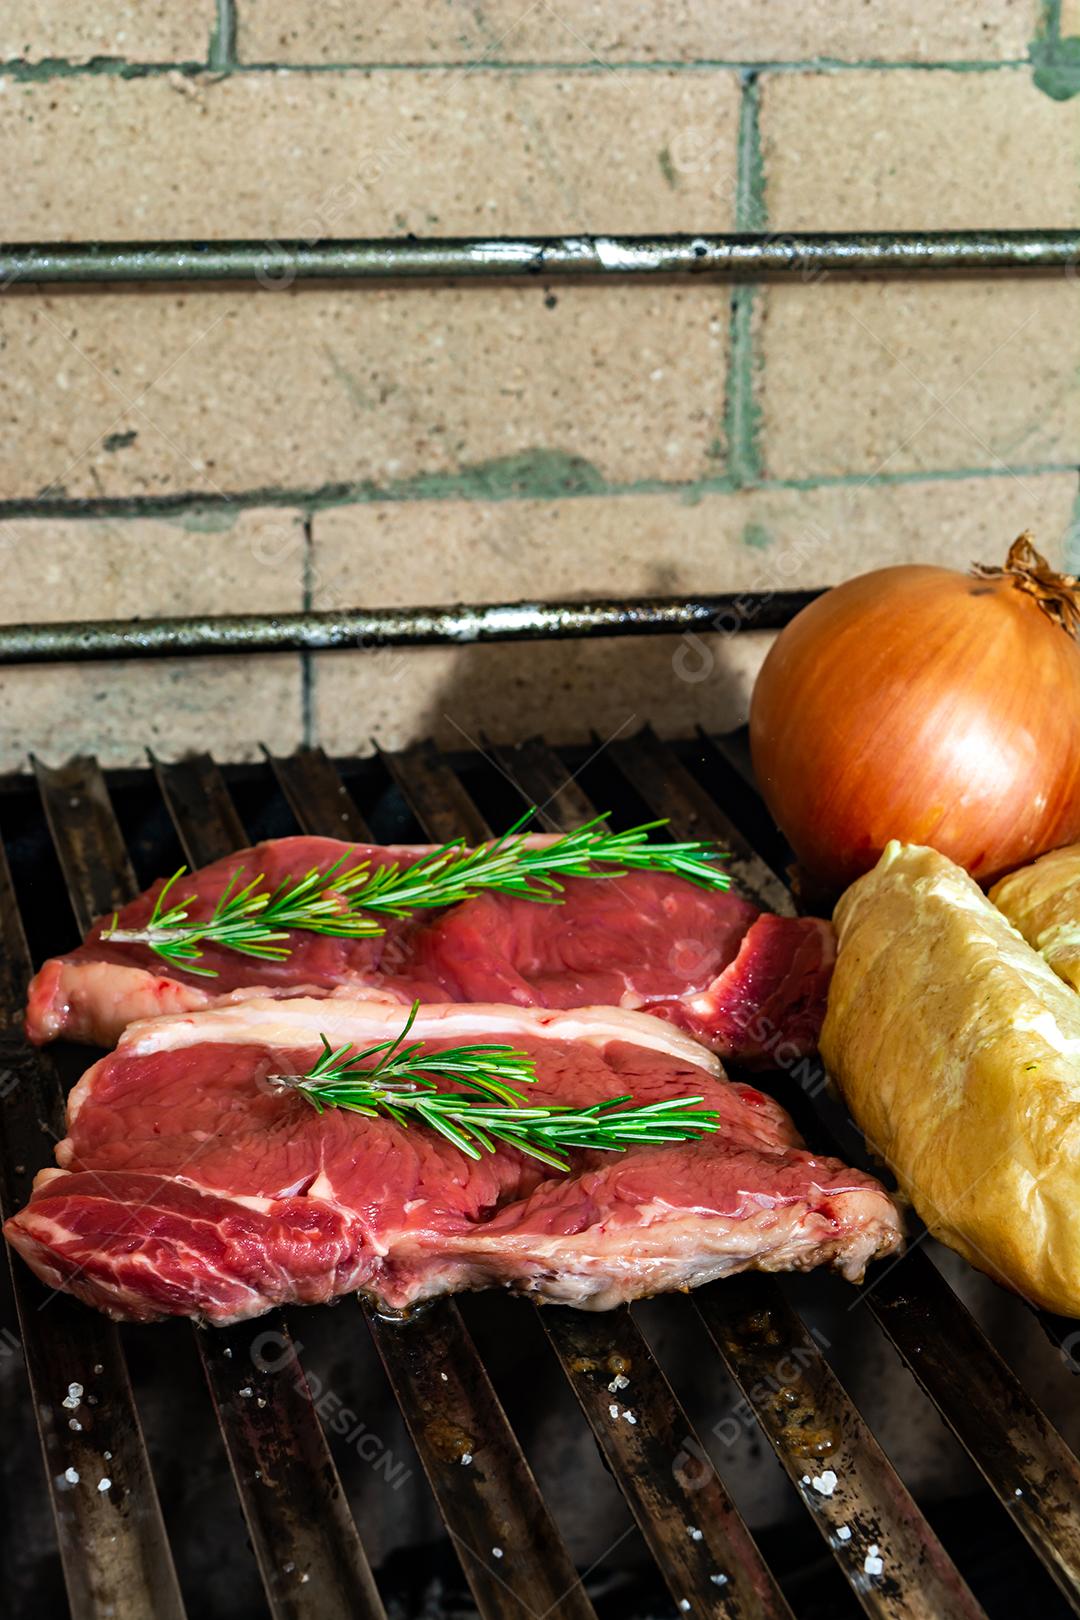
top-left (2, 738), bottom-right (1080, 1620)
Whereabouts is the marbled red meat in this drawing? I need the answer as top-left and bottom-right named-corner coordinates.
top-left (4, 1000), bottom-right (900, 1324)
top-left (25, 836), bottom-right (834, 1059)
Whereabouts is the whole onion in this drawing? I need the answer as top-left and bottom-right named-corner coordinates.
top-left (749, 534), bottom-right (1080, 894)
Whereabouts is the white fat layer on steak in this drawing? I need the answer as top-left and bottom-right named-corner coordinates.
top-left (115, 996), bottom-right (724, 1075)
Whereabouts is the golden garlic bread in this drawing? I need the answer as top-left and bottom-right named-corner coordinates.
top-left (990, 844), bottom-right (1080, 993)
top-left (821, 841), bottom-right (1080, 1316)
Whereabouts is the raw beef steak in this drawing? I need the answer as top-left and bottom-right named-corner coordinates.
top-left (25, 836), bottom-right (834, 1060)
top-left (6, 1000), bottom-right (901, 1324)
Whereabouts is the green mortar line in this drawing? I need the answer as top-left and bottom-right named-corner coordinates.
top-left (1064, 474), bottom-right (1080, 571)
top-left (723, 74), bottom-right (765, 490)
top-left (1, 460), bottom-right (1075, 526)
top-left (231, 57), bottom-right (1033, 74)
top-left (0, 56), bottom-right (208, 80)
top-left (301, 515), bottom-right (315, 746)
top-left (1028, 0), bottom-right (1080, 99)
top-left (0, 57), bottom-right (1037, 82)
top-left (208, 0), bottom-right (237, 72)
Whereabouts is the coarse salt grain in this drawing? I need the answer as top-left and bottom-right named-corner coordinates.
top-left (687, 1526), bottom-right (702, 1541)
top-left (98, 1478), bottom-right (111, 1493)
top-left (801, 1474), bottom-right (810, 1485)
top-left (608, 1374), bottom-right (629, 1392)
top-left (836, 1526), bottom-right (851, 1542)
top-left (678, 1601), bottom-right (691, 1612)
top-left (238, 1386), bottom-right (253, 1398)
top-left (710, 1575), bottom-right (728, 1588)
top-left (104, 1451), bottom-right (112, 1461)
top-left (864, 1545), bottom-right (884, 1577)
top-left (812, 1470), bottom-right (838, 1497)
top-left (623, 1410), bottom-right (637, 1425)
top-left (64, 1467), bottom-right (79, 1485)
top-left (68, 1419), bottom-right (82, 1432)
top-left (460, 1452), bottom-right (473, 1466)
top-left (492, 1547), bottom-right (503, 1559)
top-left (609, 1403), bottom-right (619, 1419)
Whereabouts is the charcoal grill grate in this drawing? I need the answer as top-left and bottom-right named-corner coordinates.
top-left (3, 735), bottom-right (1080, 1620)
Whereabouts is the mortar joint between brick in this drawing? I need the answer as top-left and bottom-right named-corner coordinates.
top-left (209, 0), bottom-right (237, 72)
top-left (1041, 0), bottom-right (1063, 45)
top-left (1, 462), bottom-right (1077, 528)
top-left (723, 75), bottom-right (766, 490)
top-left (301, 513), bottom-right (315, 746)
top-left (0, 56), bottom-right (1037, 82)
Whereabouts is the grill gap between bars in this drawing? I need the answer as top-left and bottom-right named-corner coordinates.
top-left (32, 756), bottom-right (385, 1620)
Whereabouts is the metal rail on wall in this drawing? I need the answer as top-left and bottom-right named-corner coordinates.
top-left (3, 226), bottom-right (1076, 662)
top-left (3, 230), bottom-right (1080, 283)
top-left (0, 593), bottom-right (821, 665)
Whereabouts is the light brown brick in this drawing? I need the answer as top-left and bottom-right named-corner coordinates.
top-left (0, 283), bottom-right (729, 500)
top-left (310, 475), bottom-right (1077, 754)
top-left (760, 278), bottom-right (1080, 480)
top-left (310, 477), bottom-right (1076, 603)
top-left (0, 510), bottom-right (304, 621)
top-left (0, 510), bottom-right (305, 770)
top-left (2, 70), bottom-right (739, 241)
top-left (758, 70), bottom-right (1080, 481)
top-left (313, 637), bottom-right (771, 755)
top-left (761, 70), bottom-right (1080, 230)
top-left (0, 2), bottom-right (214, 63)
top-left (238, 1), bottom-right (1039, 66)
top-left (2, 658), bottom-right (303, 771)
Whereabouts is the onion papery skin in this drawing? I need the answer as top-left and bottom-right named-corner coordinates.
top-left (749, 563), bottom-right (1080, 894)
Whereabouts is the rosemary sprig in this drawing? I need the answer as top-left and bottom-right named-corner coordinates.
top-left (272, 1004), bottom-right (721, 1172)
top-left (345, 814), bottom-right (730, 917)
top-left (101, 812), bottom-right (730, 976)
top-left (101, 856), bottom-right (384, 977)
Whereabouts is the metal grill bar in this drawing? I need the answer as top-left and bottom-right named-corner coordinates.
top-left (490, 736), bottom-right (985, 1620)
top-left (260, 747), bottom-right (598, 1620)
top-left (0, 593), bottom-right (815, 667)
top-left (611, 726), bottom-right (1080, 1611)
top-left (373, 739), bottom-right (795, 1620)
top-left (34, 756), bottom-right (386, 1620)
top-left (3, 230), bottom-right (1079, 285)
top-left (0, 833), bottom-right (186, 1620)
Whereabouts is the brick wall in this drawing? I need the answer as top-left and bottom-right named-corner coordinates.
top-left (2, 1), bottom-right (1078, 769)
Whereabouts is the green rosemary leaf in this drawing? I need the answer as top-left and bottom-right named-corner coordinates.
top-left (270, 1004), bottom-right (720, 1172)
